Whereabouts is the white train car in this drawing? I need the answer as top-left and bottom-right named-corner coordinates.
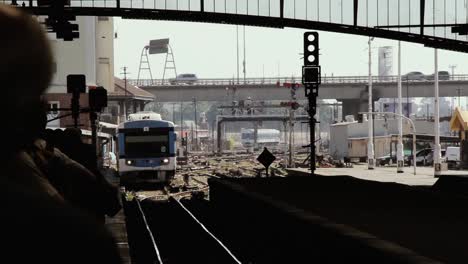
top-left (241, 128), bottom-right (281, 148)
top-left (117, 112), bottom-right (177, 185)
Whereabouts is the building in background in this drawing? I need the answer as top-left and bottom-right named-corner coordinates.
top-left (102, 77), bottom-right (155, 125)
top-left (43, 16), bottom-right (115, 129)
top-left (378, 46), bottom-right (393, 81)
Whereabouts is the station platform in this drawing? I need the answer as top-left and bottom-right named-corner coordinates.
top-left (209, 175), bottom-right (468, 263)
top-left (106, 210), bottom-right (131, 264)
top-left (103, 169), bottom-right (131, 264)
top-left (287, 164), bottom-right (468, 186)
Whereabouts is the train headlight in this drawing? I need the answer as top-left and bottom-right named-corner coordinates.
top-left (126, 160), bottom-right (133, 165)
top-left (162, 158), bottom-right (169, 164)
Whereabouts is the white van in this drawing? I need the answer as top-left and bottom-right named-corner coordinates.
top-left (445, 146), bottom-right (460, 165)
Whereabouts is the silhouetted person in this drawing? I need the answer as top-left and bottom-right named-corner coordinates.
top-left (34, 114), bottom-right (121, 223)
top-left (0, 5), bottom-right (121, 263)
top-left (61, 127), bottom-right (122, 222)
top-left (63, 127), bottom-right (97, 171)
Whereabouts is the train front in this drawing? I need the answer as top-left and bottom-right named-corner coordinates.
top-left (117, 120), bottom-right (177, 185)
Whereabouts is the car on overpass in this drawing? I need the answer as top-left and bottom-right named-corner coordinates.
top-left (402, 71), bottom-right (426, 81)
top-left (425, 71), bottom-right (450, 81)
top-left (169, 73), bottom-right (198, 85)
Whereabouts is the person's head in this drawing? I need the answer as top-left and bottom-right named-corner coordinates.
top-left (0, 5), bottom-right (53, 107)
top-left (0, 5), bottom-right (54, 149)
top-left (64, 128), bottom-right (83, 145)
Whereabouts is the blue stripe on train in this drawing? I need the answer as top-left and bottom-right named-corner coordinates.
top-left (118, 133), bottom-right (125, 156)
top-left (169, 131), bottom-right (176, 154)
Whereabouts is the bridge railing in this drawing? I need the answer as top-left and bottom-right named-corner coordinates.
top-left (128, 74), bottom-right (468, 87)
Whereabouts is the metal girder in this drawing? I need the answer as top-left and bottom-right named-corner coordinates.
top-left (13, 5), bottom-right (468, 53)
top-left (353, 0), bottom-right (358, 27)
top-left (420, 0), bottom-right (425, 35)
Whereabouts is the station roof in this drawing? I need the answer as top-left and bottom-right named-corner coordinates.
top-left (449, 107), bottom-right (468, 132)
top-left (110, 77), bottom-right (155, 101)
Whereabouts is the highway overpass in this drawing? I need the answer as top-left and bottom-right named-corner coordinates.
top-left (135, 75), bottom-right (468, 102)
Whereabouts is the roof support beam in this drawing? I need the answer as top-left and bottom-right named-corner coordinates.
top-left (353, 0), bottom-right (358, 26)
top-left (280, 0), bottom-right (284, 19)
top-left (420, 0), bottom-right (425, 35)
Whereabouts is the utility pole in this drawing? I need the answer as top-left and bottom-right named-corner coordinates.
top-left (193, 97), bottom-right (198, 151)
top-left (121, 66), bottom-right (129, 121)
top-left (180, 102), bottom-right (184, 138)
top-left (406, 76), bottom-right (410, 117)
top-left (243, 25), bottom-right (246, 84)
top-left (367, 37), bottom-right (375, 170)
top-left (457, 88), bottom-right (462, 109)
top-left (288, 108), bottom-right (294, 167)
top-left (172, 102), bottom-right (176, 123)
top-left (262, 64), bottom-right (265, 83)
top-left (236, 25), bottom-right (240, 84)
top-left (434, 49), bottom-right (442, 177)
top-left (449, 64), bottom-right (457, 80)
top-left (397, 41), bottom-right (404, 173)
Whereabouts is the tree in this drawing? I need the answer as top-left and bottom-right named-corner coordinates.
top-left (144, 102), bottom-right (169, 120)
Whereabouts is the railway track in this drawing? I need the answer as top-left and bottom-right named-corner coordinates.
top-left (128, 194), bottom-right (241, 264)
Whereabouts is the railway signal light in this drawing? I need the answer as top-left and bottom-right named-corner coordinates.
top-left (302, 32), bottom-right (321, 85)
top-left (303, 32), bottom-right (319, 66)
top-left (89, 86), bottom-right (108, 111)
top-left (67, 75), bottom-right (86, 94)
top-left (302, 31), bottom-right (321, 175)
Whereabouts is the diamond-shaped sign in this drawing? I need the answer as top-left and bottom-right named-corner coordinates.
top-left (257, 147), bottom-right (276, 169)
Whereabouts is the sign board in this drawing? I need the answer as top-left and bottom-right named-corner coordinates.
top-left (257, 147), bottom-right (276, 176)
top-left (302, 66), bottom-right (321, 85)
top-left (149, 38), bottom-right (169, 54)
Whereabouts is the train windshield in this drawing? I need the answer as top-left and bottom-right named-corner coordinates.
top-left (241, 132), bottom-right (253, 140)
top-left (125, 134), bottom-right (169, 158)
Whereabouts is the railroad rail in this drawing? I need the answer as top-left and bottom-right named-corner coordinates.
top-left (134, 198), bottom-right (163, 264)
top-left (128, 192), bottom-right (241, 263)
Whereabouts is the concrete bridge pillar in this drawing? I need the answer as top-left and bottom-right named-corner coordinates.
top-left (341, 87), bottom-right (381, 121)
top-left (341, 99), bottom-right (364, 121)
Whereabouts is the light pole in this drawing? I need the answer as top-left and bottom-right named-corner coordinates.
top-left (434, 49), bottom-right (442, 177)
top-left (449, 64), bottom-right (457, 80)
top-left (236, 25), bottom-right (240, 84)
top-left (121, 66), bottom-right (129, 121)
top-left (193, 97), bottom-right (198, 151)
top-left (171, 102), bottom-right (178, 123)
top-left (396, 41), bottom-right (404, 173)
top-left (360, 111), bottom-right (417, 175)
top-left (367, 37), bottom-right (375, 170)
top-left (243, 25), bottom-right (246, 84)
top-left (180, 102), bottom-right (184, 137)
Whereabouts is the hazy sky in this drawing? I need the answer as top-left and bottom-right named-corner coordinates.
top-left (113, 18), bottom-right (468, 80)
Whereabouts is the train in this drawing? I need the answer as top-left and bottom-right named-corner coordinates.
top-left (117, 112), bottom-right (177, 185)
top-left (241, 128), bottom-right (281, 148)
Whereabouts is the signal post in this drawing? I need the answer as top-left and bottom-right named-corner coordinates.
top-left (302, 32), bottom-right (321, 175)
